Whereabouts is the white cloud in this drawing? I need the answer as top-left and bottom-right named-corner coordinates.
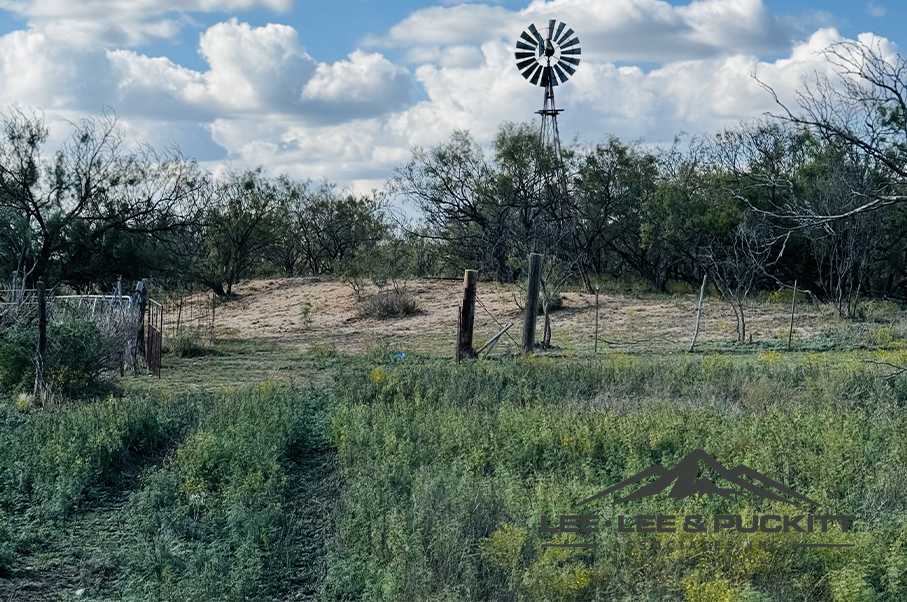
top-left (371, 0), bottom-right (792, 64)
top-left (199, 19), bottom-right (317, 111)
top-left (366, 4), bottom-right (514, 48)
top-left (0, 0), bottom-right (291, 46)
top-left (0, 0), bottom-right (289, 18)
top-left (0, 0), bottom-right (900, 192)
top-left (0, 30), bottom-right (118, 110)
top-left (104, 20), bottom-right (412, 123)
top-left (301, 50), bottom-right (413, 117)
top-left (866, 2), bottom-right (886, 17)
top-left (198, 26), bottom-right (877, 185)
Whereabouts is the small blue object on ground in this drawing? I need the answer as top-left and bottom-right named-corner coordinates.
top-left (393, 353), bottom-right (406, 359)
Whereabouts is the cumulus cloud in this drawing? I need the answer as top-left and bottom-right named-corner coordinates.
top-left (301, 50), bottom-right (413, 118)
top-left (197, 26), bottom-right (885, 187)
top-left (0, 0), bottom-right (899, 190)
top-left (366, 4), bottom-right (514, 48)
top-left (199, 19), bottom-right (317, 111)
top-left (370, 0), bottom-right (793, 64)
top-left (0, 0), bottom-right (291, 46)
top-left (105, 20), bottom-right (410, 121)
top-left (0, 30), bottom-right (117, 110)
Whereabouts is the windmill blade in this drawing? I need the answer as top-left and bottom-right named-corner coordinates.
top-left (516, 41), bottom-right (536, 52)
top-left (559, 55), bottom-right (580, 66)
top-left (554, 22), bottom-right (566, 43)
top-left (557, 59), bottom-right (576, 75)
top-left (515, 51), bottom-right (536, 60)
top-left (548, 19), bottom-right (555, 41)
top-left (560, 36), bottom-right (580, 49)
top-left (520, 62), bottom-right (538, 80)
top-left (519, 32), bottom-right (538, 47)
top-left (553, 63), bottom-right (569, 83)
top-left (527, 23), bottom-right (545, 49)
top-left (516, 57), bottom-right (537, 71)
top-left (561, 47), bottom-right (582, 55)
top-left (556, 27), bottom-right (574, 44)
top-left (529, 64), bottom-right (543, 85)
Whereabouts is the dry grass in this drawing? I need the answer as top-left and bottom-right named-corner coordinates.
top-left (205, 277), bottom-right (838, 355)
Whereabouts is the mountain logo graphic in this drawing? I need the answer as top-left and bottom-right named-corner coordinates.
top-left (573, 449), bottom-right (819, 508)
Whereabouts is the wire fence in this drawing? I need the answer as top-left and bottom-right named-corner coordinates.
top-left (159, 291), bottom-right (216, 349)
top-left (1, 281), bottom-right (150, 380)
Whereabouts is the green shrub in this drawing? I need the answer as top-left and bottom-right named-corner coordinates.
top-left (0, 326), bottom-right (36, 393)
top-left (539, 291), bottom-right (563, 313)
top-left (857, 299), bottom-right (901, 323)
top-left (0, 395), bottom-right (178, 520)
top-left (666, 280), bottom-right (697, 295)
top-left (0, 315), bottom-right (119, 397)
top-left (167, 326), bottom-right (214, 358)
top-left (357, 290), bottom-right (420, 319)
top-left (0, 519), bottom-right (15, 577)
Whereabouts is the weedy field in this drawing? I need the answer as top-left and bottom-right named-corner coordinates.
top-left (2, 280), bottom-right (907, 601)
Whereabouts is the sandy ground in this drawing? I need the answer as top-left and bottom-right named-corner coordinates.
top-left (200, 277), bottom-right (832, 356)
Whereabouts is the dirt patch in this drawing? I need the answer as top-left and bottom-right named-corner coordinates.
top-left (205, 278), bottom-right (832, 355)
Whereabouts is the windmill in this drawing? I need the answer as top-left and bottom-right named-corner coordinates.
top-left (515, 19), bottom-right (581, 194)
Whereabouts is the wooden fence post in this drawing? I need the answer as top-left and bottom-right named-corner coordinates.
top-left (457, 269), bottom-right (478, 360)
top-left (522, 253), bottom-right (543, 353)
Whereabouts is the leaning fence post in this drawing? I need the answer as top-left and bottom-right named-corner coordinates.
top-left (522, 253), bottom-right (543, 353)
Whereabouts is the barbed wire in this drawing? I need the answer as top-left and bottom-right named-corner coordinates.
top-left (475, 294), bottom-right (522, 351)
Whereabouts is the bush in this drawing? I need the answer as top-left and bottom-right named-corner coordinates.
top-left (167, 326), bottom-right (214, 358)
top-left (857, 299), bottom-right (901, 323)
top-left (0, 520), bottom-right (15, 577)
top-left (539, 291), bottom-right (563, 313)
top-left (0, 315), bottom-right (116, 397)
top-left (356, 290), bottom-right (420, 319)
top-left (0, 326), bottom-right (36, 393)
top-left (0, 395), bottom-right (177, 519)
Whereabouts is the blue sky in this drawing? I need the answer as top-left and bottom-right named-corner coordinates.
top-left (0, 0), bottom-right (902, 192)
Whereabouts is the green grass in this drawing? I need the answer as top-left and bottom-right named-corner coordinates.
top-left (325, 355), bottom-right (907, 602)
top-left (4, 335), bottom-right (907, 601)
top-left (0, 342), bottom-right (338, 600)
top-left (124, 337), bottom-right (343, 394)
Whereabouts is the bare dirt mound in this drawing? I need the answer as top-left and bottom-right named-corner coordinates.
top-left (209, 278), bottom-right (828, 355)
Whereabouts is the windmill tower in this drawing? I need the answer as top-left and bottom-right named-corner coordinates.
top-left (515, 20), bottom-right (581, 196)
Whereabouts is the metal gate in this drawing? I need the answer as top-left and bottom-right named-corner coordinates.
top-left (147, 299), bottom-right (163, 378)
